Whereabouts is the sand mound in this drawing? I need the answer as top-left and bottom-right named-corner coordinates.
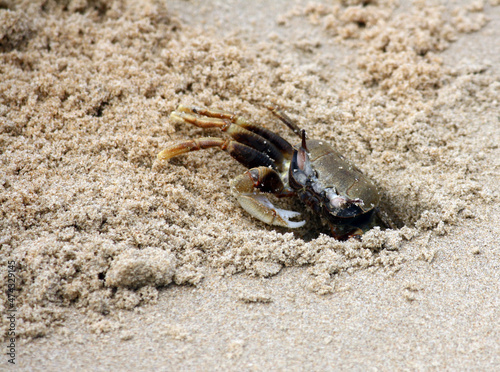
top-left (1, 0), bottom-right (498, 338)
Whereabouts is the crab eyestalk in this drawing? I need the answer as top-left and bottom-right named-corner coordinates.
top-left (296, 130), bottom-right (314, 177)
top-left (301, 130), bottom-right (308, 151)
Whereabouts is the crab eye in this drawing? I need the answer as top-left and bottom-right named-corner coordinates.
top-left (293, 170), bottom-right (307, 185)
top-left (297, 148), bottom-right (314, 177)
top-left (289, 151), bottom-right (308, 188)
top-left (297, 147), bottom-right (307, 170)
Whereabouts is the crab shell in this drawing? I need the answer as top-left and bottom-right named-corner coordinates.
top-left (288, 139), bottom-right (380, 227)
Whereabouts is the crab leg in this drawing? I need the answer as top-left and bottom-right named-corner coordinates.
top-left (170, 105), bottom-right (294, 168)
top-left (268, 105), bottom-right (304, 138)
top-left (231, 166), bottom-right (305, 228)
top-left (158, 137), bottom-right (278, 170)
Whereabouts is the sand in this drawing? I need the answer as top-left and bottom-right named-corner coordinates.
top-left (1, 0), bottom-right (499, 369)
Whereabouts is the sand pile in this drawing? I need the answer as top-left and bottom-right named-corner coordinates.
top-left (0, 0), bottom-right (498, 339)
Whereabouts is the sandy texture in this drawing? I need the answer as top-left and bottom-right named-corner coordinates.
top-left (1, 0), bottom-right (499, 369)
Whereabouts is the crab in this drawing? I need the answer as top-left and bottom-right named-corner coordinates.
top-left (158, 104), bottom-right (391, 240)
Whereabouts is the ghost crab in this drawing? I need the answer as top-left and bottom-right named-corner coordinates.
top-left (158, 104), bottom-right (390, 240)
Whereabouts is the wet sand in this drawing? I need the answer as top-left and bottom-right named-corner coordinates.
top-left (1, 0), bottom-right (499, 369)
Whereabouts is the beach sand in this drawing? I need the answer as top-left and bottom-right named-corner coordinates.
top-left (1, 0), bottom-right (499, 369)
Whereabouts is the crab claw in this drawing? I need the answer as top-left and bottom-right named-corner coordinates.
top-left (235, 193), bottom-right (306, 228)
top-left (252, 195), bottom-right (306, 228)
top-left (230, 167), bottom-right (306, 229)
